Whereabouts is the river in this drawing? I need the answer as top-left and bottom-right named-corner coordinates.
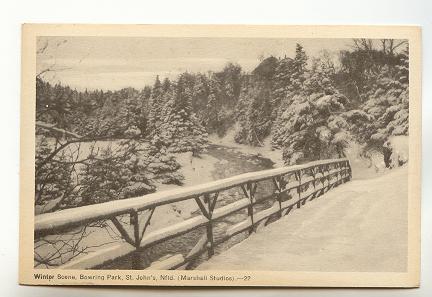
top-left (100, 143), bottom-right (277, 270)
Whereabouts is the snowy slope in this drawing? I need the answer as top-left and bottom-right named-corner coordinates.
top-left (197, 166), bottom-right (408, 272)
top-left (36, 150), bottom-right (221, 268)
top-left (151, 151), bottom-right (220, 223)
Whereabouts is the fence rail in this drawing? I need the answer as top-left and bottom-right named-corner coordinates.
top-left (34, 158), bottom-right (352, 270)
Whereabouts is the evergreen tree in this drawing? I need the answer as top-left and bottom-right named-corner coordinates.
top-left (204, 84), bottom-right (220, 133)
top-left (191, 73), bottom-right (210, 116)
top-left (345, 45), bottom-right (409, 165)
top-left (157, 75), bottom-right (208, 154)
top-left (35, 38), bottom-right (410, 181)
top-left (271, 57), bottom-right (294, 116)
top-left (162, 77), bottom-right (171, 92)
top-left (234, 80), bottom-right (273, 145)
top-left (273, 53), bottom-right (349, 164)
top-left (148, 75), bottom-right (164, 135)
top-left (271, 44), bottom-right (309, 148)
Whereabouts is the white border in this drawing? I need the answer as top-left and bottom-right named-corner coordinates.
top-left (1, 0), bottom-right (430, 296)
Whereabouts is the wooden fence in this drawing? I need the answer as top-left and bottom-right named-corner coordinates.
top-left (34, 158), bottom-right (352, 270)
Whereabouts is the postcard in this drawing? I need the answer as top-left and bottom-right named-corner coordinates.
top-left (20, 24), bottom-right (421, 287)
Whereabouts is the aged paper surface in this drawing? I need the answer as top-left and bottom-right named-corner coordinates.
top-left (20, 24), bottom-right (421, 287)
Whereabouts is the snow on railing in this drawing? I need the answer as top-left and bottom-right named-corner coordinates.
top-left (34, 158), bottom-right (352, 270)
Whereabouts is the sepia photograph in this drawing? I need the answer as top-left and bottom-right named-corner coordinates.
top-left (19, 24), bottom-right (421, 287)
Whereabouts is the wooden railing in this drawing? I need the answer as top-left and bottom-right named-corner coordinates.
top-left (34, 158), bottom-right (352, 270)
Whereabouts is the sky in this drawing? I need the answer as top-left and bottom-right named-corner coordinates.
top-left (37, 37), bottom-right (354, 91)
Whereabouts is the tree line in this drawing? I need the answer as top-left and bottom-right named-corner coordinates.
top-left (35, 38), bottom-right (409, 213)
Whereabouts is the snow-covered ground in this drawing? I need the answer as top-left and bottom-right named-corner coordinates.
top-left (331, 135), bottom-right (409, 180)
top-left (36, 134), bottom-right (408, 269)
top-left (209, 131), bottom-right (409, 182)
top-left (197, 165), bottom-right (408, 272)
top-left (150, 151), bottom-right (220, 225)
top-left (35, 141), bottom-right (222, 268)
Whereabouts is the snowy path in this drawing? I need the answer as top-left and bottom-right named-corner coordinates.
top-left (197, 166), bottom-right (408, 272)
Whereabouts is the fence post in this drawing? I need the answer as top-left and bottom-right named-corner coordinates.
top-left (205, 194), bottom-right (215, 258)
top-left (317, 164), bottom-right (325, 196)
top-left (272, 176), bottom-right (283, 219)
top-left (130, 210), bottom-right (144, 269)
top-left (340, 161), bottom-right (344, 181)
top-left (347, 160), bottom-right (352, 181)
top-left (336, 162), bottom-right (340, 185)
top-left (195, 193), bottom-right (218, 259)
top-left (247, 182), bottom-right (255, 234)
top-left (309, 167), bottom-right (317, 200)
top-left (311, 168), bottom-right (316, 191)
top-left (295, 170), bottom-right (302, 208)
top-left (241, 182), bottom-right (257, 234)
top-left (326, 164), bottom-right (331, 190)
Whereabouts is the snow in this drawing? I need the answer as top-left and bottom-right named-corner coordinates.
top-left (35, 151), bottom-right (219, 229)
top-left (149, 151), bottom-right (220, 230)
top-left (344, 142), bottom-right (385, 179)
top-left (36, 158), bottom-right (346, 233)
top-left (343, 136), bottom-right (409, 180)
top-left (197, 166), bottom-right (408, 272)
top-left (145, 254), bottom-right (184, 270)
top-left (36, 121), bottom-right (81, 138)
top-left (186, 234), bottom-right (207, 258)
top-left (35, 197), bottom-right (63, 214)
top-left (35, 156), bottom-right (346, 269)
top-left (36, 134), bottom-right (349, 269)
top-left (140, 215), bottom-right (207, 247)
top-left (59, 242), bottom-right (135, 269)
top-left (35, 142), bottom-right (221, 268)
top-left (389, 135), bottom-right (409, 166)
top-left (139, 197), bottom-right (250, 248)
top-left (226, 202), bottom-right (279, 237)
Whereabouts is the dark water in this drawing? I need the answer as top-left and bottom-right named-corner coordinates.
top-left (100, 144), bottom-right (276, 270)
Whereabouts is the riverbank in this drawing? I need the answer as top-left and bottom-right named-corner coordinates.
top-left (36, 142), bottom-right (277, 269)
top-left (208, 130), bottom-right (284, 167)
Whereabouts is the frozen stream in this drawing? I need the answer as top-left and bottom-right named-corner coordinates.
top-left (100, 143), bottom-right (276, 270)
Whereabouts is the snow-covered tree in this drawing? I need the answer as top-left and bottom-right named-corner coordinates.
top-left (271, 44), bottom-right (309, 148)
top-left (270, 57), bottom-right (293, 116)
top-left (79, 142), bottom-right (152, 205)
top-left (234, 80), bottom-right (273, 145)
top-left (147, 75), bottom-right (164, 135)
top-left (35, 135), bottom-right (77, 212)
top-left (273, 54), bottom-right (350, 165)
top-left (157, 75), bottom-right (209, 154)
top-left (344, 45), bottom-right (409, 167)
